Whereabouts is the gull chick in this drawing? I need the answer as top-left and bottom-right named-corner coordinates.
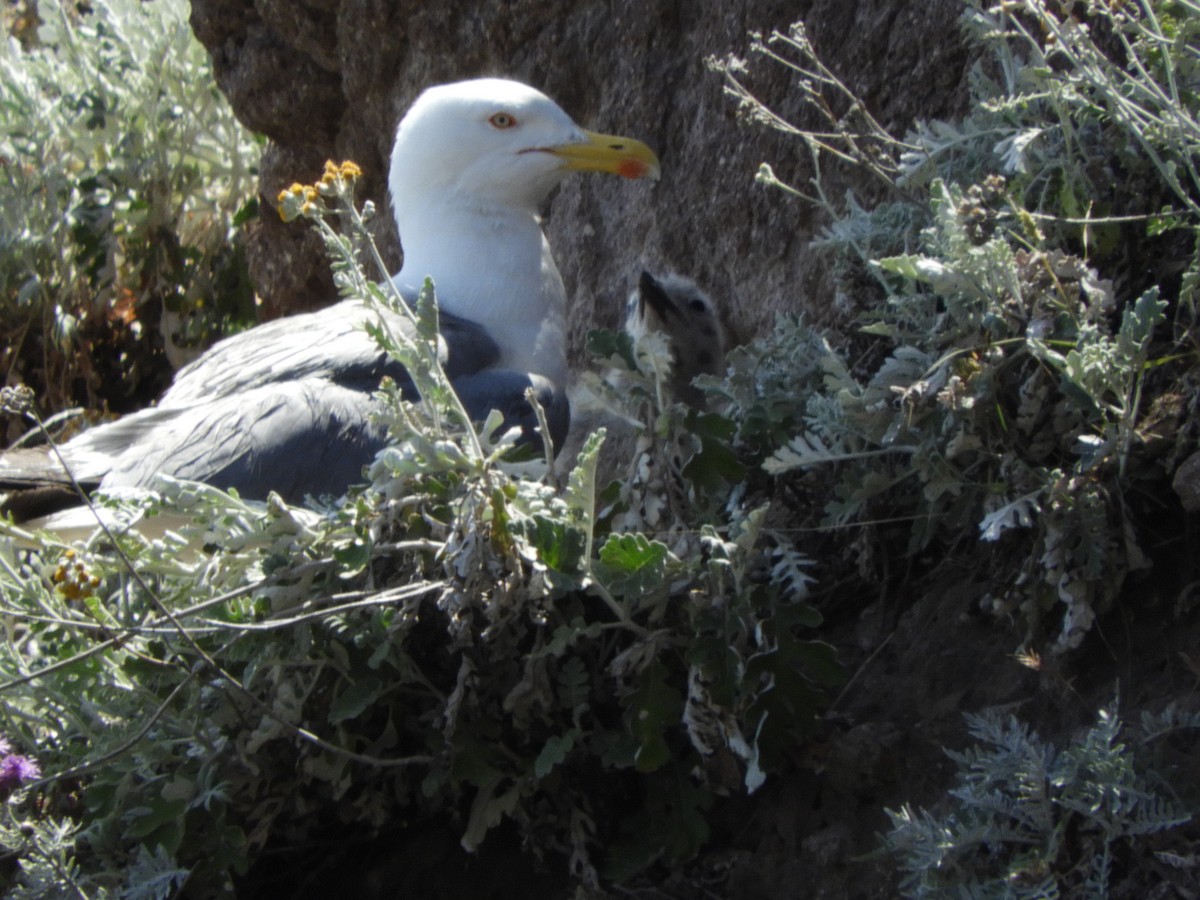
top-left (624, 270), bottom-right (727, 407)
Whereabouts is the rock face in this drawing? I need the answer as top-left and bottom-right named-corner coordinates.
top-left (189, 0), bottom-right (970, 354)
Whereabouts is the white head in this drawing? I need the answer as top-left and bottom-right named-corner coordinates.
top-left (389, 78), bottom-right (659, 221)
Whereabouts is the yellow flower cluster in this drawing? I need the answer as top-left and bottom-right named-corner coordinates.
top-left (275, 160), bottom-right (362, 222)
top-left (276, 182), bottom-right (319, 221)
top-left (319, 159), bottom-right (363, 187)
top-left (51, 549), bottom-right (101, 603)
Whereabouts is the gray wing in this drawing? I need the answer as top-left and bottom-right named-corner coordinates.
top-left (0, 407), bottom-right (187, 488)
top-left (4, 291), bottom-right (565, 509)
top-left (94, 371), bottom-right (569, 502)
top-left (162, 297), bottom-right (501, 407)
top-left (101, 379), bottom-right (390, 503)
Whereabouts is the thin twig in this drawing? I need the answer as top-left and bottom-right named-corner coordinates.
top-left (0, 638), bottom-right (122, 693)
top-left (198, 580), bottom-right (441, 630)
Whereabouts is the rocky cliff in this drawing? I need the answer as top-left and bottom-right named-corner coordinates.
top-left (188, 0), bottom-right (971, 353)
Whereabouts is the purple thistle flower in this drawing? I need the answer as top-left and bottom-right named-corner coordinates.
top-left (0, 754), bottom-right (40, 791)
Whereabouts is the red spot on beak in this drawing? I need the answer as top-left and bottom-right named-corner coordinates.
top-left (618, 159), bottom-right (649, 180)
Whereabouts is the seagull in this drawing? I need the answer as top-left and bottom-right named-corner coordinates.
top-left (0, 78), bottom-right (659, 518)
top-left (624, 270), bottom-right (728, 407)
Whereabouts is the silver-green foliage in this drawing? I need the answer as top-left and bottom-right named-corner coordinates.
top-left (0, 803), bottom-right (87, 900)
top-left (0, 171), bottom-right (840, 894)
top-left (885, 704), bottom-right (1199, 898)
top-left (0, 0), bottom-right (257, 393)
top-left (711, 1), bottom-right (1195, 650)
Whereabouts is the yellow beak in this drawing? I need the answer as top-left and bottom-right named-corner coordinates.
top-left (546, 130), bottom-right (661, 180)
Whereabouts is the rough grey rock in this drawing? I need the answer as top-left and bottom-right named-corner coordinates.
top-left (189, 0), bottom-right (971, 348)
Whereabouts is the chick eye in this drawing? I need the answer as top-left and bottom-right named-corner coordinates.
top-left (688, 298), bottom-right (709, 313)
top-left (488, 112), bottom-right (518, 129)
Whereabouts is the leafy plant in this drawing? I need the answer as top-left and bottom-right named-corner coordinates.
top-left (0, 0), bottom-right (258, 421)
top-left (884, 704), bottom-right (1200, 898)
top-left (708, 0), bottom-right (1198, 650)
top-left (4, 0), bottom-right (1200, 895)
top-left (0, 163), bottom-right (841, 895)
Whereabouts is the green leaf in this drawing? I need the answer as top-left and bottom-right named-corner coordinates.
top-left (124, 845), bottom-right (190, 900)
top-left (565, 427), bottom-right (604, 558)
top-left (603, 766), bottom-right (713, 881)
top-left (231, 196), bottom-right (259, 227)
top-left (681, 410), bottom-right (746, 491)
top-left (595, 532), bottom-right (670, 597)
top-left (746, 636), bottom-right (842, 764)
top-left (536, 618), bottom-right (606, 659)
top-left (877, 253), bottom-right (925, 281)
top-left (461, 772), bottom-right (522, 852)
top-left (557, 655), bottom-right (591, 711)
top-left (333, 538), bottom-right (370, 575)
top-left (533, 728), bottom-right (580, 779)
top-left (328, 676), bottom-right (384, 724)
top-left (624, 660), bottom-right (683, 773)
top-left (1118, 287), bottom-right (1165, 355)
top-left (603, 832), bottom-right (665, 883)
top-left (523, 516), bottom-right (587, 578)
top-left (124, 798), bottom-right (188, 854)
top-left (587, 327), bottom-right (639, 371)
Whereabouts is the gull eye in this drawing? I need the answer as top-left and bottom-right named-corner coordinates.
top-left (488, 112), bottom-right (518, 129)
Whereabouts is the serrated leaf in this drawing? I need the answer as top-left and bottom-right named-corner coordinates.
top-left (536, 618), bottom-right (606, 659)
top-left (124, 844), bottom-right (190, 900)
top-left (413, 276), bottom-right (441, 342)
top-left (763, 431), bottom-right (840, 474)
top-left (994, 126), bottom-right (1044, 174)
top-left (521, 516), bottom-right (587, 578)
top-left (979, 491), bottom-right (1042, 541)
top-left (564, 428), bottom-right (604, 559)
top-left (595, 532), bottom-right (670, 597)
top-left (1118, 287), bottom-right (1165, 353)
top-left (557, 655), bottom-right (591, 711)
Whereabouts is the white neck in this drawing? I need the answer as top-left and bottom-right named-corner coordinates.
top-left (392, 200), bottom-right (568, 387)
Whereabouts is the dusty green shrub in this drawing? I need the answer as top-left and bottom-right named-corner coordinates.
top-left (885, 704), bottom-right (1199, 898)
top-left (0, 165), bottom-right (840, 896)
top-left (0, 0), bottom-right (257, 419)
top-left (709, 0), bottom-right (1199, 650)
